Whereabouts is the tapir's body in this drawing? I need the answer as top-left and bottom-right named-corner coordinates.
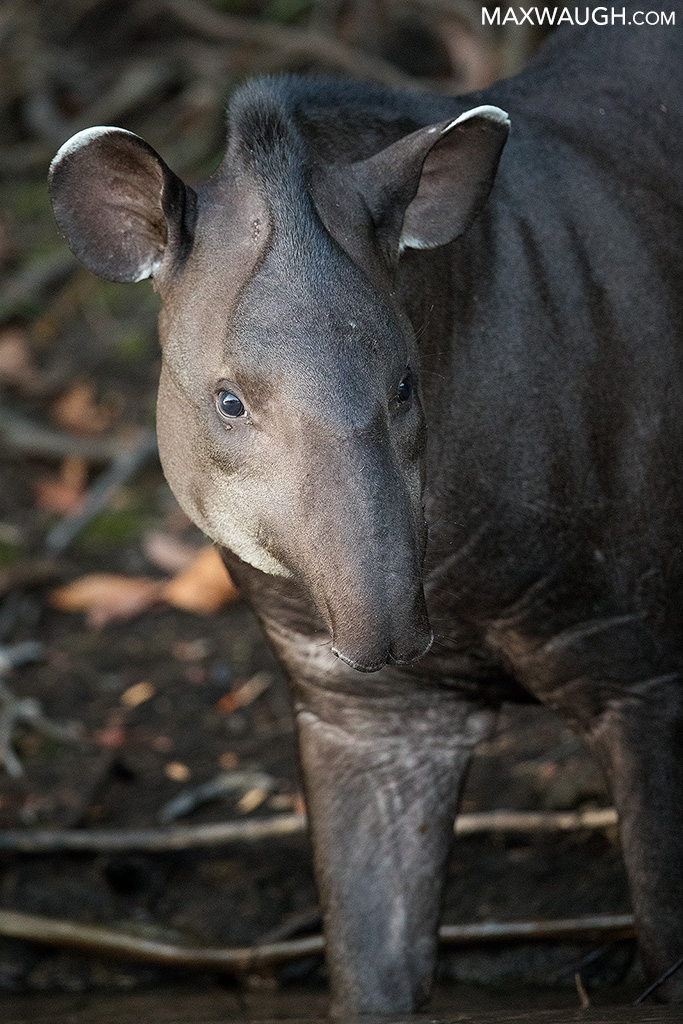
top-left (49, 9), bottom-right (683, 1015)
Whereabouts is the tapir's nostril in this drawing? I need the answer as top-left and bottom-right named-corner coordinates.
top-left (331, 647), bottom-right (389, 673)
top-left (331, 628), bottom-right (433, 673)
top-left (389, 629), bottom-right (434, 666)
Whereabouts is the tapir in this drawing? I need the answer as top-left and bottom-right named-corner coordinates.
top-left (48, 8), bottom-right (683, 1015)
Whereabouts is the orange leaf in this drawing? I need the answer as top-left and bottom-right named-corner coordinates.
top-left (162, 546), bottom-right (239, 614)
top-left (0, 328), bottom-right (38, 389)
top-left (143, 531), bottom-right (200, 574)
top-left (34, 456), bottom-right (88, 514)
top-left (215, 672), bottom-right (272, 716)
top-left (91, 725), bottom-right (126, 749)
top-left (52, 380), bottom-right (116, 436)
top-left (34, 478), bottom-right (83, 514)
top-left (50, 574), bottom-right (163, 628)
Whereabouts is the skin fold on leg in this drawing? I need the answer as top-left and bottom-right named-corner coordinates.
top-left (293, 683), bottom-right (497, 1015)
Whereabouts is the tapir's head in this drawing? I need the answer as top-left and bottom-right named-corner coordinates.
top-left (48, 82), bottom-right (508, 672)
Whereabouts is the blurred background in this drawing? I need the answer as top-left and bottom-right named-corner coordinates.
top-left (0, 0), bottom-right (637, 1007)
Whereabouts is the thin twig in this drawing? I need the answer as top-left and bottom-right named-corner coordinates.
top-left (44, 428), bottom-right (158, 554)
top-left (0, 814), bottom-right (307, 853)
top-left (635, 954), bottom-right (683, 1004)
top-left (0, 806), bottom-right (618, 854)
top-left (0, 408), bottom-right (127, 464)
top-left (408, 0), bottom-right (490, 35)
top-left (158, 770), bottom-right (277, 824)
top-left (575, 971), bottom-right (591, 1009)
top-left (0, 642), bottom-right (83, 777)
top-left (0, 909), bottom-right (636, 976)
top-left (152, 0), bottom-right (423, 91)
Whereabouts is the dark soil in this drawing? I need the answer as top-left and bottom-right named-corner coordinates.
top-left (0, 584), bottom-right (635, 996)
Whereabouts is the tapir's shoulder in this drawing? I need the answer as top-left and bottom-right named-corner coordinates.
top-left (495, 15), bottom-right (683, 133)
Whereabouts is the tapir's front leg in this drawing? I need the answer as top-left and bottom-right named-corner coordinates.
top-left (292, 678), bottom-right (496, 1015)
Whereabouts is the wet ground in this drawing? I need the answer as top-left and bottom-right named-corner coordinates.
top-left (0, 986), bottom-right (679, 1024)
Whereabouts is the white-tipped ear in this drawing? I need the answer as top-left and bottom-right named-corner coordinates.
top-left (351, 105), bottom-right (510, 255)
top-left (444, 104), bottom-right (511, 131)
top-left (49, 127), bottom-right (196, 283)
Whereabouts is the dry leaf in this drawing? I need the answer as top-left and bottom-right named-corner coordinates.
top-left (49, 546), bottom-right (237, 629)
top-left (165, 761), bottom-right (190, 782)
top-left (172, 638), bottom-right (211, 662)
top-left (163, 545), bottom-right (239, 614)
top-left (143, 531), bottom-right (200, 574)
top-left (34, 478), bottom-right (83, 515)
top-left (34, 456), bottom-right (88, 514)
top-left (152, 735), bottom-right (173, 753)
top-left (0, 328), bottom-right (38, 389)
top-left (50, 573), bottom-right (163, 628)
top-left (215, 671), bottom-right (273, 716)
top-left (121, 680), bottom-right (156, 708)
top-left (92, 726), bottom-right (126, 749)
top-left (91, 724), bottom-right (126, 749)
top-left (237, 787), bottom-right (269, 814)
top-left (52, 380), bottom-right (116, 435)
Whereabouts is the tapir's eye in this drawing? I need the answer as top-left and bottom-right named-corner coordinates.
top-left (216, 390), bottom-right (245, 419)
top-left (396, 372), bottom-right (413, 404)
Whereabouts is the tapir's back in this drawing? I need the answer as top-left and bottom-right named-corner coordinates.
top-left (410, 15), bottom-right (683, 697)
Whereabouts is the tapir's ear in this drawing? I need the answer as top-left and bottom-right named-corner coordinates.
top-left (351, 105), bottom-right (509, 253)
top-left (48, 127), bottom-right (196, 283)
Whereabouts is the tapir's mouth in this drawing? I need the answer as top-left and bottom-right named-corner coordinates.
top-left (331, 630), bottom-right (434, 673)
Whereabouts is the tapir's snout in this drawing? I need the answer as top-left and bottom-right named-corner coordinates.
top-left (301, 524), bottom-right (433, 675)
top-left (290, 427), bottom-right (432, 675)
top-left (329, 586), bottom-right (433, 673)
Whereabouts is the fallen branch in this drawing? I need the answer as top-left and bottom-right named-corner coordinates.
top-left (439, 914), bottom-right (635, 947)
top-left (453, 807), bottom-right (618, 835)
top-left (0, 806), bottom-right (618, 854)
top-left (0, 813), bottom-right (306, 853)
top-left (0, 909), bottom-right (635, 975)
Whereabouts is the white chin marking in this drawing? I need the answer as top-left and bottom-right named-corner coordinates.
top-left (169, 486), bottom-right (292, 579)
top-left (214, 519), bottom-right (292, 578)
top-left (235, 543), bottom-right (293, 578)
